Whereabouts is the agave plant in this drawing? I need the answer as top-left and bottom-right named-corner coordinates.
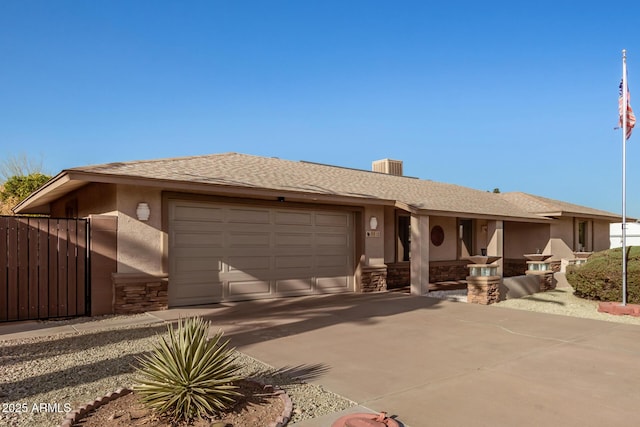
top-left (134, 316), bottom-right (243, 422)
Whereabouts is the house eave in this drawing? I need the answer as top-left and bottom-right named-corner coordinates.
top-left (15, 170), bottom-right (400, 214)
top-left (412, 208), bottom-right (552, 223)
top-left (536, 210), bottom-right (623, 222)
top-left (13, 172), bottom-right (90, 215)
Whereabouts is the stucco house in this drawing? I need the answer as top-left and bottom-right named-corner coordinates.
top-left (14, 152), bottom-right (620, 315)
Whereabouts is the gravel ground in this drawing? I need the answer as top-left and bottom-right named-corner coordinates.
top-left (494, 286), bottom-right (640, 326)
top-left (0, 318), bottom-right (354, 427)
top-left (426, 289), bottom-right (468, 302)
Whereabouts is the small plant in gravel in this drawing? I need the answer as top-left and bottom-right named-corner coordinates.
top-left (134, 316), bottom-right (244, 423)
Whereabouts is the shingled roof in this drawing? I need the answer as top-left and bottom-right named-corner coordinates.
top-left (15, 152), bottom-right (618, 221)
top-left (499, 192), bottom-right (620, 220)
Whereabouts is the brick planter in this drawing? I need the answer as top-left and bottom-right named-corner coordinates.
top-left (60, 382), bottom-right (293, 427)
top-left (430, 260), bottom-right (468, 282)
top-left (525, 271), bottom-right (556, 292)
top-left (112, 273), bottom-right (169, 314)
top-left (466, 276), bottom-right (501, 305)
top-left (385, 262), bottom-right (410, 289)
top-left (598, 302), bottom-right (640, 317)
top-left (361, 266), bottom-right (387, 292)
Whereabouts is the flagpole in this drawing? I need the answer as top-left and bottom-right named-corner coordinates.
top-left (622, 49), bottom-right (628, 306)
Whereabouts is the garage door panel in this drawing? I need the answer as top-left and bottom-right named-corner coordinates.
top-left (316, 276), bottom-right (350, 291)
top-left (169, 200), bottom-right (354, 306)
top-left (173, 245), bottom-right (228, 258)
top-left (173, 256), bottom-right (222, 273)
top-left (227, 256), bottom-right (270, 271)
top-left (170, 221), bottom-right (225, 233)
top-left (315, 212), bottom-right (349, 227)
top-left (170, 280), bottom-right (222, 305)
top-left (172, 231), bottom-right (223, 248)
top-left (317, 233), bottom-right (349, 247)
top-left (227, 232), bottom-right (271, 247)
top-left (275, 211), bottom-right (313, 225)
top-left (228, 280), bottom-right (271, 296)
top-left (316, 255), bottom-right (351, 268)
top-left (275, 232), bottom-right (314, 246)
top-left (276, 278), bottom-right (313, 294)
top-left (173, 204), bottom-right (225, 222)
top-left (275, 255), bottom-right (313, 269)
top-left (227, 208), bottom-right (270, 224)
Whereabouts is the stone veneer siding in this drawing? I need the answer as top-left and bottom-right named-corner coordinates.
top-left (467, 277), bottom-right (501, 305)
top-left (429, 260), bottom-right (468, 282)
top-left (387, 260), bottom-right (486, 287)
top-left (386, 262), bottom-right (410, 289)
top-left (539, 272), bottom-right (556, 292)
top-left (112, 273), bottom-right (169, 314)
top-left (503, 258), bottom-right (527, 277)
top-left (361, 266), bottom-right (387, 292)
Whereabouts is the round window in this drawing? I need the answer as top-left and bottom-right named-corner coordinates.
top-left (431, 225), bottom-right (445, 246)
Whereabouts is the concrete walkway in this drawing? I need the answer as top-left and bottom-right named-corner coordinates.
top-left (146, 293), bottom-right (640, 426)
top-left (3, 292), bottom-right (640, 426)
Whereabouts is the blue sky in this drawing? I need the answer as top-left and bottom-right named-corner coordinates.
top-left (1, 1), bottom-right (639, 216)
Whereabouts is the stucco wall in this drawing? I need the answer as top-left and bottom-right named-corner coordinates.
top-left (115, 185), bottom-right (164, 274)
top-left (50, 183), bottom-right (117, 217)
top-left (475, 219), bottom-right (489, 255)
top-left (547, 217), bottom-right (575, 260)
top-left (593, 220), bottom-right (612, 252)
top-left (383, 206), bottom-right (396, 263)
top-left (429, 216), bottom-right (457, 261)
top-left (504, 221), bottom-right (550, 258)
top-left (364, 205), bottom-right (385, 265)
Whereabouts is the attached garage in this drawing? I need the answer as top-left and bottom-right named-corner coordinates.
top-left (168, 199), bottom-right (355, 306)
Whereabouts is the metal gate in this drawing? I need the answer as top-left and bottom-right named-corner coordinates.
top-left (0, 216), bottom-right (89, 322)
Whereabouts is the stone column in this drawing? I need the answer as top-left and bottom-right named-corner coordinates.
top-left (467, 275), bottom-right (501, 305)
top-left (525, 270), bottom-right (556, 292)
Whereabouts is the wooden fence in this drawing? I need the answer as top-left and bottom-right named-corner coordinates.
top-left (0, 216), bottom-right (89, 322)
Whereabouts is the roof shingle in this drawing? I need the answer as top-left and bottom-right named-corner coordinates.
top-left (70, 153), bottom-right (546, 220)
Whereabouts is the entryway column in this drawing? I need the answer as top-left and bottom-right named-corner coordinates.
top-left (487, 220), bottom-right (504, 277)
top-left (410, 214), bottom-right (429, 295)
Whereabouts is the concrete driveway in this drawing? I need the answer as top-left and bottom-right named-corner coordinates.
top-left (148, 292), bottom-right (640, 427)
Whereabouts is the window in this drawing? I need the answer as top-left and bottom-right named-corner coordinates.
top-left (578, 220), bottom-right (590, 251)
top-left (459, 219), bottom-right (473, 259)
top-left (397, 215), bottom-right (411, 262)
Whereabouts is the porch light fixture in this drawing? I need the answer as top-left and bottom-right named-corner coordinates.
top-left (369, 216), bottom-right (378, 230)
top-left (136, 202), bottom-right (151, 221)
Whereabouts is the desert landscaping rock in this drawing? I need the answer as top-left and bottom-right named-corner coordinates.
top-left (0, 321), bottom-right (353, 427)
top-left (494, 286), bottom-right (640, 325)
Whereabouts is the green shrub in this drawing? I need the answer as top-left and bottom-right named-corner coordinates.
top-left (566, 247), bottom-right (640, 304)
top-left (0, 173), bottom-right (50, 201)
top-left (134, 317), bottom-right (243, 422)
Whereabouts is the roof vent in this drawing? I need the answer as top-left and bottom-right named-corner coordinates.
top-left (372, 159), bottom-right (403, 176)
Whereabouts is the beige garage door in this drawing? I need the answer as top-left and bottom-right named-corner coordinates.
top-left (168, 200), bottom-right (355, 306)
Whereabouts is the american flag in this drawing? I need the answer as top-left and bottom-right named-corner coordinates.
top-left (619, 80), bottom-right (636, 139)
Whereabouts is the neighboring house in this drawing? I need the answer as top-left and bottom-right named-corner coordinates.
top-left (610, 222), bottom-right (640, 248)
top-left (13, 152), bottom-right (620, 315)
